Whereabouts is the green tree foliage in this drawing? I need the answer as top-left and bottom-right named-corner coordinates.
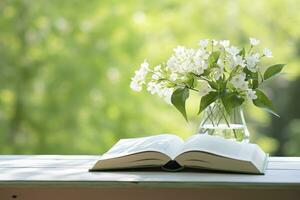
top-left (0, 0), bottom-right (300, 155)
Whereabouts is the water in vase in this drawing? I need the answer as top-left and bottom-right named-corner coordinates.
top-left (198, 124), bottom-right (250, 143)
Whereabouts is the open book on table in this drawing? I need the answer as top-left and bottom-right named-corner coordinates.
top-left (90, 134), bottom-right (268, 174)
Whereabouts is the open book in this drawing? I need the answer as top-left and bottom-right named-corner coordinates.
top-left (90, 134), bottom-right (268, 174)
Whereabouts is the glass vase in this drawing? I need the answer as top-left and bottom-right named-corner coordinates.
top-left (197, 99), bottom-right (250, 143)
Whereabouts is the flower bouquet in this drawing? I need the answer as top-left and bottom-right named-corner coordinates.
top-left (130, 38), bottom-right (285, 142)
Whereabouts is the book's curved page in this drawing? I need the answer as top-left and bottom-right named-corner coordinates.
top-left (178, 134), bottom-right (264, 161)
top-left (174, 134), bottom-right (267, 173)
top-left (100, 134), bottom-right (184, 160)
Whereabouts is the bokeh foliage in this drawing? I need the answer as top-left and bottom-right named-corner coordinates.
top-left (0, 0), bottom-right (299, 155)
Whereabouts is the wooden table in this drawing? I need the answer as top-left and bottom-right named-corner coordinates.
top-left (0, 156), bottom-right (299, 200)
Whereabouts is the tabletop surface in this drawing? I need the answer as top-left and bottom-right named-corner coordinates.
top-left (0, 155), bottom-right (300, 188)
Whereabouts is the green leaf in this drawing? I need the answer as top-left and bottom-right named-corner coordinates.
top-left (253, 89), bottom-right (279, 117)
top-left (244, 68), bottom-right (258, 79)
top-left (198, 91), bottom-right (219, 114)
top-left (263, 64), bottom-right (285, 80)
top-left (216, 78), bottom-right (227, 91)
top-left (207, 81), bottom-right (218, 90)
top-left (171, 87), bottom-right (190, 121)
top-left (221, 92), bottom-right (244, 114)
top-left (201, 69), bottom-right (210, 76)
top-left (238, 48), bottom-right (245, 57)
top-left (208, 51), bottom-right (220, 67)
top-left (186, 74), bottom-right (195, 88)
top-left (243, 68), bottom-right (259, 89)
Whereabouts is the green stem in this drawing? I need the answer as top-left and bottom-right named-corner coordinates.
top-left (208, 105), bottom-right (216, 127)
top-left (247, 45), bottom-right (253, 54)
top-left (220, 105), bottom-right (238, 139)
top-left (187, 87), bottom-right (200, 92)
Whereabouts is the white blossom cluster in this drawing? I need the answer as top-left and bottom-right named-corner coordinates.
top-left (130, 38), bottom-right (273, 103)
top-left (130, 61), bottom-right (173, 103)
top-left (166, 46), bottom-right (209, 76)
top-left (130, 60), bottom-right (149, 92)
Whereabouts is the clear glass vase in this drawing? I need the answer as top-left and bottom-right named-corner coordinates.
top-left (197, 99), bottom-right (250, 143)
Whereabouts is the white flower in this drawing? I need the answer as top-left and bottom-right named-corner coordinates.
top-left (226, 55), bottom-right (245, 69)
top-left (246, 53), bottom-right (260, 72)
top-left (212, 66), bottom-right (224, 80)
top-left (147, 81), bottom-right (158, 94)
top-left (239, 81), bottom-right (249, 90)
top-left (166, 46), bottom-right (193, 74)
top-left (173, 45), bottom-right (185, 55)
top-left (212, 39), bottom-right (219, 46)
top-left (246, 89), bottom-right (257, 100)
top-left (249, 38), bottom-right (260, 46)
top-left (167, 46), bottom-right (208, 76)
top-left (170, 73), bottom-right (178, 81)
top-left (195, 48), bottom-right (208, 59)
top-left (217, 59), bottom-right (224, 68)
top-left (199, 39), bottom-right (209, 48)
top-left (219, 40), bottom-right (230, 48)
top-left (130, 80), bottom-right (142, 92)
top-left (230, 73), bottom-right (248, 90)
top-left (161, 88), bottom-right (173, 104)
top-left (141, 60), bottom-right (149, 70)
top-left (135, 60), bottom-right (149, 80)
top-left (154, 65), bottom-right (161, 72)
top-left (193, 58), bottom-right (208, 75)
top-left (130, 60), bottom-right (149, 92)
top-left (226, 46), bottom-right (240, 56)
top-left (152, 73), bottom-right (160, 80)
top-left (263, 48), bottom-right (272, 58)
top-left (146, 81), bottom-right (173, 104)
top-left (234, 55), bottom-right (246, 68)
top-left (199, 81), bottom-right (213, 96)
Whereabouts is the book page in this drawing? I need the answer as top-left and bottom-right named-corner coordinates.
top-left (100, 134), bottom-right (184, 160)
top-left (178, 134), bottom-right (261, 161)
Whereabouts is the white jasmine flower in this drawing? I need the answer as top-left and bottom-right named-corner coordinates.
top-left (194, 48), bottom-right (208, 59)
top-left (246, 89), bottom-right (257, 100)
top-left (263, 48), bottom-right (272, 58)
top-left (130, 80), bottom-right (142, 92)
top-left (226, 55), bottom-right (245, 69)
top-left (217, 59), bottom-right (224, 68)
top-left (146, 81), bottom-right (173, 104)
top-left (167, 46), bottom-right (193, 74)
top-left (234, 55), bottom-right (246, 68)
top-left (167, 46), bottom-right (209, 76)
top-left (249, 38), bottom-right (260, 46)
top-left (199, 81), bottom-right (213, 96)
top-left (226, 57), bottom-right (235, 69)
top-left (154, 65), bottom-right (161, 72)
top-left (212, 66), bottom-right (224, 80)
top-left (212, 39), bottom-right (219, 46)
top-left (226, 46), bottom-right (240, 56)
top-left (130, 60), bottom-right (149, 92)
top-left (135, 60), bottom-right (149, 80)
top-left (170, 73), bottom-right (178, 81)
top-left (173, 45), bottom-right (185, 55)
top-left (219, 40), bottom-right (230, 48)
top-left (140, 60), bottom-right (149, 70)
top-left (161, 88), bottom-right (173, 104)
top-left (213, 68), bottom-right (224, 80)
top-left (193, 58), bottom-right (208, 75)
top-left (199, 39), bottom-right (209, 48)
top-left (147, 81), bottom-right (158, 94)
top-left (246, 53), bottom-right (260, 72)
top-left (239, 81), bottom-right (249, 90)
top-left (152, 73), bottom-right (160, 80)
top-left (230, 73), bottom-right (248, 90)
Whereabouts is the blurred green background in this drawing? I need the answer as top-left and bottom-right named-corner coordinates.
top-left (0, 0), bottom-right (300, 155)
